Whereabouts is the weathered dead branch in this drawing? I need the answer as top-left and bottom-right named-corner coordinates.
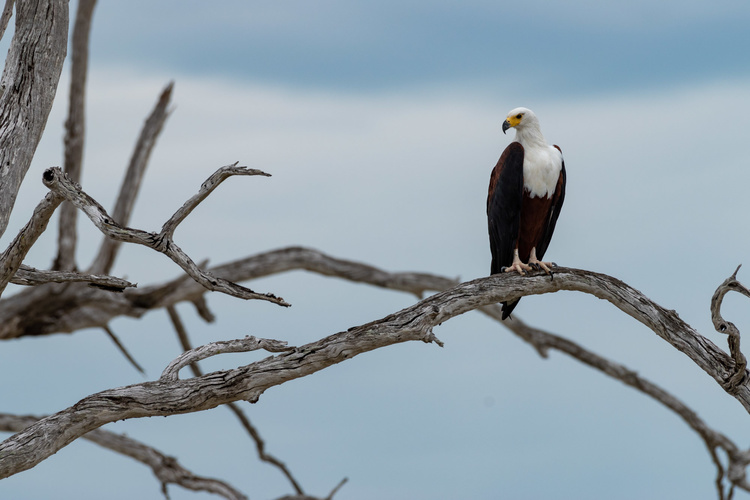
top-left (2, 267), bottom-right (749, 484)
top-left (0, 246), bottom-right (455, 339)
top-left (10, 265), bottom-right (135, 290)
top-left (42, 165), bottom-right (288, 307)
top-left (0, 192), bottom-right (65, 296)
top-left (711, 265), bottom-right (750, 392)
top-left (168, 305), bottom-right (307, 496)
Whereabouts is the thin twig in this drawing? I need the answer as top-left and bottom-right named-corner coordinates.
top-left (102, 325), bottom-right (145, 374)
top-left (325, 477), bottom-right (348, 500)
top-left (160, 162), bottom-right (270, 239)
top-left (191, 295), bottom-right (216, 322)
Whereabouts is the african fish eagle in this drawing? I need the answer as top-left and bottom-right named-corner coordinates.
top-left (487, 107), bottom-right (566, 320)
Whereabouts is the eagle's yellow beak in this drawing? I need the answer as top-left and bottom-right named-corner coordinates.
top-left (502, 119), bottom-right (511, 134)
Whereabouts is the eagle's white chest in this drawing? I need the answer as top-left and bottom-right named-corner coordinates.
top-left (522, 144), bottom-right (563, 199)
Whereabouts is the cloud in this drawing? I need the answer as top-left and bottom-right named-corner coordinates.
top-left (83, 1), bottom-right (750, 95)
top-left (4, 61), bottom-right (750, 499)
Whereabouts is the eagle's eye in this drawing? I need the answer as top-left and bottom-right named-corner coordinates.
top-left (516, 113), bottom-right (523, 119)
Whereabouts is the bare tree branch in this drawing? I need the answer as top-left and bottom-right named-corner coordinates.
top-left (3, 267), bottom-right (748, 479)
top-left (11, 264), bottom-right (135, 290)
top-left (0, 413), bottom-right (247, 500)
top-left (88, 82), bottom-right (173, 275)
top-left (160, 336), bottom-right (294, 382)
top-left (160, 161), bottom-right (270, 238)
top-left (325, 478), bottom-right (348, 500)
top-left (102, 325), bottom-right (145, 374)
top-left (132, 245), bottom-right (457, 313)
top-left (711, 265), bottom-right (750, 390)
top-left (168, 305), bottom-right (306, 495)
top-left (54, 0), bottom-right (97, 271)
top-left (493, 312), bottom-right (750, 497)
top-left (4, 240), bottom-right (750, 494)
top-left (0, 247), bottom-right (452, 339)
top-left (0, 0), bottom-right (68, 239)
top-left (0, 192), bottom-right (64, 296)
top-left (42, 166), bottom-right (288, 306)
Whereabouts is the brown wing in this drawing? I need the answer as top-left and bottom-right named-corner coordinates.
top-left (487, 142), bottom-right (524, 275)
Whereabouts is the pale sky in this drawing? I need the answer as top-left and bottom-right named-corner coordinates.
top-left (1, 1), bottom-right (750, 499)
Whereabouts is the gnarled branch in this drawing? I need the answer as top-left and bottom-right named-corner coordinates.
top-left (2, 267), bottom-right (748, 480)
top-left (711, 265), bottom-right (750, 391)
top-left (42, 165), bottom-right (288, 306)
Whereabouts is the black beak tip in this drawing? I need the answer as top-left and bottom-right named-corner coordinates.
top-left (502, 120), bottom-right (510, 134)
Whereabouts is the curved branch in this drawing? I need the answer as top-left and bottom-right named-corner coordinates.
top-left (161, 336), bottom-right (294, 382)
top-left (0, 413), bottom-right (247, 500)
top-left (711, 265), bottom-right (750, 390)
top-left (1, 267), bottom-right (747, 478)
top-left (160, 161), bottom-right (270, 239)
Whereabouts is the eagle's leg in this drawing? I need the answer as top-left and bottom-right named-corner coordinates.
top-left (504, 248), bottom-right (532, 275)
top-left (528, 247), bottom-right (554, 275)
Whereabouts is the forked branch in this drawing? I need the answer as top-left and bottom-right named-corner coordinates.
top-left (41, 166), bottom-right (289, 306)
top-left (0, 192), bottom-right (64, 296)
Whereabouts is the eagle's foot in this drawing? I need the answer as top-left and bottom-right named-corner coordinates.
top-left (504, 261), bottom-right (532, 275)
top-left (528, 257), bottom-right (555, 277)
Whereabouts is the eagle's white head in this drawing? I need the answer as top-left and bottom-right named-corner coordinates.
top-left (502, 107), bottom-right (545, 146)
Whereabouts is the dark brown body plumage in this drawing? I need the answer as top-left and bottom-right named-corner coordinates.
top-left (487, 142), bottom-right (566, 319)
